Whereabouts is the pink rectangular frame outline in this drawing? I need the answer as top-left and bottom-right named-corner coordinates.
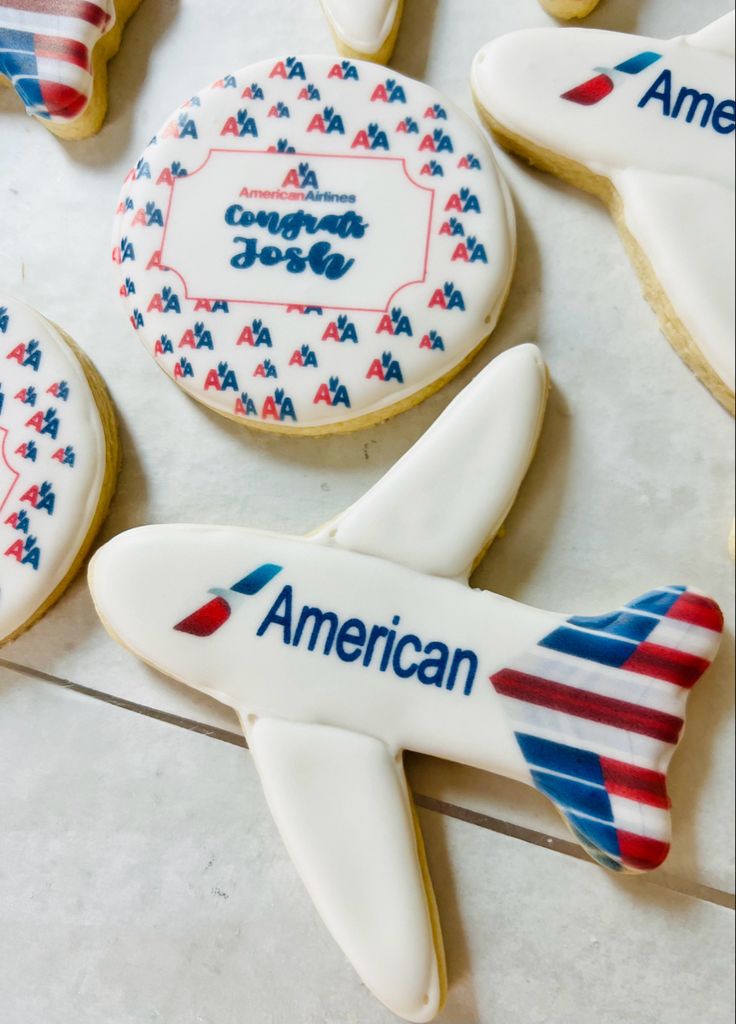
top-left (156, 148), bottom-right (436, 314)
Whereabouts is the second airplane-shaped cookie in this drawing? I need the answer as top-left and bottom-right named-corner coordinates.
top-left (472, 12), bottom-right (735, 414)
top-left (89, 344), bottom-right (723, 1022)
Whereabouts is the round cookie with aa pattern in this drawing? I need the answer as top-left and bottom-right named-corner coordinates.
top-left (113, 55), bottom-right (516, 435)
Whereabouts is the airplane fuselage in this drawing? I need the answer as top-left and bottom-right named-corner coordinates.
top-left (91, 525), bottom-right (565, 783)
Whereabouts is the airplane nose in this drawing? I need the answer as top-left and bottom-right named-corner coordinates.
top-left (88, 524), bottom-right (283, 681)
top-left (89, 529), bottom-right (144, 630)
top-left (87, 526), bottom-right (184, 659)
top-left (471, 26), bottom-right (604, 146)
top-left (472, 29), bottom-right (550, 115)
top-left (89, 525), bottom-right (147, 589)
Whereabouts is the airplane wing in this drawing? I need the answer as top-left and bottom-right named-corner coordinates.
top-left (613, 169), bottom-right (735, 394)
top-left (319, 0), bottom-right (401, 60)
top-left (320, 343), bottom-right (549, 579)
top-left (246, 717), bottom-right (444, 1023)
top-left (688, 11), bottom-right (735, 58)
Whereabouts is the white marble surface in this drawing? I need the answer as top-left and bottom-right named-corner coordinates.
top-left (0, 0), bottom-right (734, 1018)
top-left (1, 670), bottom-right (733, 1024)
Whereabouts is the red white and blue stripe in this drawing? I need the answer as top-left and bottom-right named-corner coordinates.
top-left (0, 0), bottom-right (114, 121)
top-left (491, 586), bottom-right (723, 873)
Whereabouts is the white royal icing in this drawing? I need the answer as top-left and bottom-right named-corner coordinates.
top-left (326, 342), bottom-right (548, 578)
top-left (471, 13), bottom-right (736, 399)
top-left (0, 1), bottom-right (116, 123)
top-left (320, 0), bottom-right (400, 57)
top-left (88, 344), bottom-right (723, 1019)
top-left (113, 55), bottom-right (515, 431)
top-left (248, 717), bottom-right (443, 1023)
top-left (0, 296), bottom-right (107, 643)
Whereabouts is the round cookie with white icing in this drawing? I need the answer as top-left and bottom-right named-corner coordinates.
top-left (0, 296), bottom-right (118, 645)
top-left (319, 0), bottom-right (404, 64)
top-left (472, 13), bottom-right (736, 414)
top-left (112, 55), bottom-right (516, 435)
top-left (0, 0), bottom-right (144, 140)
top-left (539, 0), bottom-right (601, 19)
top-left (88, 343), bottom-right (724, 1020)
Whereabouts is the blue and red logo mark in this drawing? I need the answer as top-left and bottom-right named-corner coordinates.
top-left (281, 161), bottom-right (319, 189)
top-left (561, 50), bottom-right (662, 106)
top-left (174, 563), bottom-right (283, 636)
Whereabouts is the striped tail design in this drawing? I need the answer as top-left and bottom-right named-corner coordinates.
top-left (561, 50), bottom-right (662, 106)
top-left (0, 1), bottom-right (114, 121)
top-left (491, 587), bottom-right (723, 873)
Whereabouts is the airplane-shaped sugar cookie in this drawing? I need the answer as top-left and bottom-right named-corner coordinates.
top-left (472, 13), bottom-right (736, 415)
top-left (0, 0), bottom-right (143, 138)
top-left (319, 0), bottom-right (403, 63)
top-left (89, 344), bottom-right (723, 1022)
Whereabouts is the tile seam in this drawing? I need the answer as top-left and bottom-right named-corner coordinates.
top-left (2, 657), bottom-right (733, 911)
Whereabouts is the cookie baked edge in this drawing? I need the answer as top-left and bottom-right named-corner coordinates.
top-left (538, 0), bottom-right (601, 20)
top-left (472, 95), bottom-right (735, 417)
top-left (321, 0), bottom-right (405, 64)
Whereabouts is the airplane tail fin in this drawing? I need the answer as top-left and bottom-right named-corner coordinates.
top-left (491, 587), bottom-right (723, 873)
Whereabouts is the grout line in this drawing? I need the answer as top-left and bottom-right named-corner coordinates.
top-left (414, 794), bottom-right (736, 911)
top-left (0, 658), bottom-right (247, 749)
top-left (415, 792), bottom-right (595, 863)
top-left (2, 657), bottom-right (734, 912)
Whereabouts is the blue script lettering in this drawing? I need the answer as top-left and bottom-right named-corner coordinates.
top-left (225, 205), bottom-right (368, 241)
top-left (231, 236), bottom-right (355, 280)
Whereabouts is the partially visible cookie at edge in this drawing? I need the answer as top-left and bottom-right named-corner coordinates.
top-left (319, 0), bottom-right (404, 63)
top-left (0, 0), bottom-right (144, 139)
top-left (539, 0), bottom-right (601, 20)
top-left (471, 13), bottom-right (735, 414)
top-left (0, 295), bottom-right (119, 645)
